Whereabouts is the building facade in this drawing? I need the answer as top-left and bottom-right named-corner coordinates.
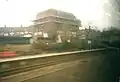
top-left (0, 26), bottom-right (33, 37)
top-left (33, 9), bottom-right (81, 43)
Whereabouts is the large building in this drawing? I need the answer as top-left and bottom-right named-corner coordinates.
top-left (33, 9), bottom-right (81, 43)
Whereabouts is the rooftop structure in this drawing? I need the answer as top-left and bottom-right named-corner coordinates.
top-left (33, 9), bottom-right (81, 26)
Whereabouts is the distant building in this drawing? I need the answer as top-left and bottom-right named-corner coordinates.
top-left (0, 26), bottom-right (34, 37)
top-left (0, 26), bottom-right (33, 44)
top-left (33, 9), bottom-right (81, 43)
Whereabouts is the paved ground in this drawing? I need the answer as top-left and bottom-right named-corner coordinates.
top-left (23, 50), bottom-right (120, 82)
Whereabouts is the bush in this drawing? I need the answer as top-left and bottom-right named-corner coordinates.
top-left (32, 40), bottom-right (47, 50)
top-left (32, 40), bottom-right (57, 52)
top-left (31, 39), bottom-right (105, 53)
top-left (54, 40), bottom-right (86, 52)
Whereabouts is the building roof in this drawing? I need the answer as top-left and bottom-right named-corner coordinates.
top-left (36, 9), bottom-right (76, 20)
top-left (0, 27), bottom-right (34, 33)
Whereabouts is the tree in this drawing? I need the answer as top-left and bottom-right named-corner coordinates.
top-left (101, 27), bottom-right (120, 48)
top-left (101, 27), bottom-right (120, 38)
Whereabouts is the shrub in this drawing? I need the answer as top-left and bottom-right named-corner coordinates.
top-left (32, 40), bottom-right (47, 50)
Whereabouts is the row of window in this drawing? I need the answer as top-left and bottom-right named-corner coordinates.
top-left (0, 32), bottom-right (33, 37)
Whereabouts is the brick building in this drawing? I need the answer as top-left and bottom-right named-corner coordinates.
top-left (33, 9), bottom-right (81, 43)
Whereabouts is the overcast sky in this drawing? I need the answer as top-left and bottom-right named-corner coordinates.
top-left (0, 0), bottom-right (108, 28)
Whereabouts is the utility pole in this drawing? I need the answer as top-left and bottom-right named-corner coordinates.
top-left (85, 25), bottom-right (92, 50)
top-left (88, 25), bottom-right (92, 50)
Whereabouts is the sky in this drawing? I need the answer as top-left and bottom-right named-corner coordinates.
top-left (0, 0), bottom-right (110, 29)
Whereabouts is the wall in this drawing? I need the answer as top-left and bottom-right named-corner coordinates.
top-left (0, 36), bottom-right (32, 44)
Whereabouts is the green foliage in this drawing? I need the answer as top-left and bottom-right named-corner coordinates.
top-left (101, 27), bottom-right (120, 37)
top-left (32, 37), bottom-right (106, 53)
top-left (32, 39), bottom-right (84, 52)
top-left (53, 40), bottom-right (88, 52)
top-left (101, 27), bottom-right (120, 48)
top-left (32, 40), bottom-right (47, 50)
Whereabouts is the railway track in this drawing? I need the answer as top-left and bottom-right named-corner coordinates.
top-left (0, 61), bottom-right (55, 77)
top-left (0, 54), bottom-right (90, 77)
top-left (1, 48), bottom-right (118, 82)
